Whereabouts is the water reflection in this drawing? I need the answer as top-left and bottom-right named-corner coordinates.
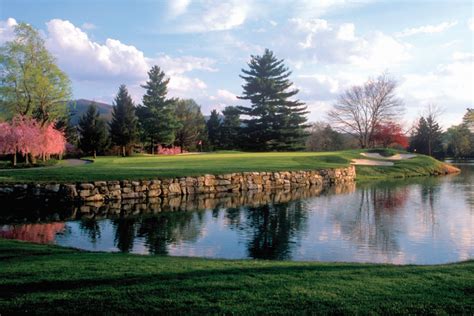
top-left (1, 165), bottom-right (473, 264)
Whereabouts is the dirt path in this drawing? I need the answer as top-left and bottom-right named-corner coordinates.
top-left (63, 159), bottom-right (92, 166)
top-left (0, 159), bottom-right (91, 171)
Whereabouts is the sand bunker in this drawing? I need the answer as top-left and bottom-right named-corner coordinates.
top-left (361, 153), bottom-right (417, 160)
top-left (351, 152), bottom-right (417, 166)
top-left (351, 159), bottom-right (394, 166)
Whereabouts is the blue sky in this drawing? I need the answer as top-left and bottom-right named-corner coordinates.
top-left (1, 0), bottom-right (473, 127)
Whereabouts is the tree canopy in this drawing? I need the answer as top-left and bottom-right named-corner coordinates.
top-left (109, 85), bottom-right (138, 156)
top-left (238, 49), bottom-right (308, 151)
top-left (328, 74), bottom-right (403, 149)
top-left (137, 66), bottom-right (179, 153)
top-left (0, 22), bottom-right (71, 124)
top-left (173, 99), bottom-right (206, 152)
top-left (78, 103), bottom-right (109, 158)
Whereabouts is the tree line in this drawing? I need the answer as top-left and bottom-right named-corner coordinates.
top-left (76, 49), bottom-right (309, 157)
top-left (1, 22), bottom-right (473, 164)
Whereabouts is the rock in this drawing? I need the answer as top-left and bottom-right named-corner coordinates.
top-left (168, 183), bottom-right (182, 195)
top-left (84, 194), bottom-right (104, 202)
top-left (79, 183), bottom-right (95, 190)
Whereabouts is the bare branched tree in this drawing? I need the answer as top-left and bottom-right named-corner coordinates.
top-left (328, 74), bottom-right (404, 148)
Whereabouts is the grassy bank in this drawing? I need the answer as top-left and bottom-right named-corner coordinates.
top-left (0, 239), bottom-right (472, 314)
top-left (0, 150), bottom-right (457, 182)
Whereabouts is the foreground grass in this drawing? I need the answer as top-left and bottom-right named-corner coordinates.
top-left (0, 150), bottom-right (454, 182)
top-left (0, 239), bottom-right (472, 314)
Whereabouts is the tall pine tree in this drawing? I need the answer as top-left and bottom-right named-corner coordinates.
top-left (109, 85), bottom-right (137, 157)
top-left (137, 66), bottom-right (179, 154)
top-left (238, 49), bottom-right (309, 151)
top-left (78, 103), bottom-right (108, 158)
top-left (206, 109), bottom-right (221, 149)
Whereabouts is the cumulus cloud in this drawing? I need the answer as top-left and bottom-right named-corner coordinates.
top-left (398, 54), bottom-right (474, 127)
top-left (468, 18), bottom-right (474, 31)
top-left (396, 21), bottom-right (458, 37)
top-left (210, 89), bottom-right (237, 102)
top-left (292, 0), bottom-right (373, 19)
top-left (81, 22), bottom-right (96, 30)
top-left (154, 54), bottom-right (217, 75)
top-left (167, 0), bottom-right (191, 18)
top-left (46, 19), bottom-right (149, 80)
top-left (288, 18), bottom-right (411, 69)
top-left (0, 17), bottom-right (18, 43)
top-left (40, 19), bottom-right (215, 93)
top-left (168, 75), bottom-right (207, 93)
top-left (171, 0), bottom-right (251, 33)
top-left (0, 18), bottom-right (217, 103)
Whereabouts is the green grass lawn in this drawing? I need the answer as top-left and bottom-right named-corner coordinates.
top-left (0, 150), bottom-right (454, 182)
top-left (0, 239), bottom-right (472, 314)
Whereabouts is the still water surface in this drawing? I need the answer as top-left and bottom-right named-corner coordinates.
top-left (1, 162), bottom-right (473, 264)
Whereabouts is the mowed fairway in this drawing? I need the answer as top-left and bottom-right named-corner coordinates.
top-left (0, 150), bottom-right (451, 182)
top-left (0, 151), bottom-right (354, 182)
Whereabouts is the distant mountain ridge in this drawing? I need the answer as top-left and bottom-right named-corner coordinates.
top-left (67, 99), bottom-right (113, 125)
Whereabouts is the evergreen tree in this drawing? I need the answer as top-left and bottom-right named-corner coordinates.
top-left (77, 103), bottom-right (108, 158)
top-left (206, 109), bottom-right (221, 149)
top-left (109, 85), bottom-right (137, 157)
top-left (219, 106), bottom-right (241, 149)
top-left (409, 116), bottom-right (443, 157)
top-left (173, 99), bottom-right (206, 152)
top-left (237, 49), bottom-right (309, 151)
top-left (137, 66), bottom-right (179, 153)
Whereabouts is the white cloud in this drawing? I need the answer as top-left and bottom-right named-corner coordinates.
top-left (173, 0), bottom-right (251, 33)
top-left (154, 54), bottom-right (217, 75)
top-left (348, 31), bottom-right (411, 69)
top-left (399, 55), bottom-right (474, 127)
top-left (0, 17), bottom-right (18, 43)
top-left (168, 75), bottom-right (207, 93)
top-left (396, 21), bottom-right (458, 37)
top-left (288, 18), bottom-right (411, 69)
top-left (210, 89), bottom-right (237, 102)
top-left (46, 19), bottom-right (149, 80)
top-left (452, 51), bottom-right (474, 62)
top-left (41, 18), bottom-right (215, 98)
top-left (81, 22), bottom-right (96, 30)
top-left (167, 0), bottom-right (191, 18)
top-left (468, 18), bottom-right (474, 31)
top-left (0, 17), bottom-right (216, 103)
top-left (292, 0), bottom-right (373, 19)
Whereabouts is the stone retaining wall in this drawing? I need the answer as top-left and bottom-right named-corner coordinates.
top-left (0, 166), bottom-right (356, 202)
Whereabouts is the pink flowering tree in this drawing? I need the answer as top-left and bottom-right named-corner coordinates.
top-left (156, 145), bottom-right (186, 155)
top-left (0, 115), bottom-right (66, 166)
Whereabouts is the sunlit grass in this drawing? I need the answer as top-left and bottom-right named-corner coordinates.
top-left (0, 150), bottom-right (452, 182)
top-left (0, 239), bottom-right (472, 314)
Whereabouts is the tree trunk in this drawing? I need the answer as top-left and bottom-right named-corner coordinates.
top-left (25, 153), bottom-right (29, 165)
top-left (122, 146), bottom-right (126, 157)
top-left (93, 150), bottom-right (97, 159)
top-left (12, 152), bottom-right (17, 167)
top-left (151, 139), bottom-right (154, 155)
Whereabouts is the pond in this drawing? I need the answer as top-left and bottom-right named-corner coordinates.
top-left (1, 162), bottom-right (473, 264)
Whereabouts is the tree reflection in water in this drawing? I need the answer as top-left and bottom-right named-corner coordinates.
top-left (227, 201), bottom-right (308, 260)
top-left (330, 183), bottom-right (410, 255)
top-left (79, 217), bottom-right (102, 244)
top-left (0, 222), bottom-right (66, 243)
top-left (1, 169), bottom-right (472, 264)
top-left (136, 212), bottom-right (204, 255)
